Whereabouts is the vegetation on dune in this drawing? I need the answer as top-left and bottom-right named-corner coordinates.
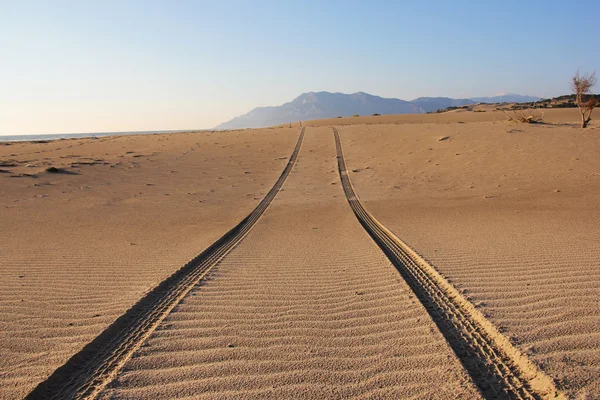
top-left (429, 105), bottom-right (470, 113)
top-left (432, 73), bottom-right (598, 128)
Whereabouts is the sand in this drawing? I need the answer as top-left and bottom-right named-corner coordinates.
top-left (2, 107), bottom-right (598, 399)
top-left (0, 128), bottom-right (298, 398)
top-left (304, 108), bottom-right (579, 128)
top-left (338, 111), bottom-right (600, 398)
top-left (98, 126), bottom-right (480, 399)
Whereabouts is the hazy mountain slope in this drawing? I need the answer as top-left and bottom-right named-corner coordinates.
top-left (470, 94), bottom-right (541, 103)
top-left (411, 97), bottom-right (475, 113)
top-left (215, 92), bottom-right (422, 129)
top-left (215, 91), bottom-right (541, 129)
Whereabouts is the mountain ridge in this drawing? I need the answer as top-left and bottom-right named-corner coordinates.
top-left (215, 91), bottom-right (541, 129)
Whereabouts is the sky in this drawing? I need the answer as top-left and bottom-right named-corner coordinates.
top-left (1, 0), bottom-right (599, 136)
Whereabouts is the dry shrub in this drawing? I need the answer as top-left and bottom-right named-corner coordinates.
top-left (502, 109), bottom-right (544, 124)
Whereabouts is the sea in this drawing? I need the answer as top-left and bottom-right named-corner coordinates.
top-left (0, 129), bottom-right (207, 143)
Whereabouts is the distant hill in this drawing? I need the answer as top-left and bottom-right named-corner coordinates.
top-left (411, 97), bottom-right (475, 113)
top-left (215, 92), bottom-right (541, 129)
top-left (509, 93), bottom-right (600, 110)
top-left (215, 92), bottom-right (420, 130)
top-left (470, 94), bottom-right (542, 104)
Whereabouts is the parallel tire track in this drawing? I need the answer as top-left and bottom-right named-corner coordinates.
top-left (25, 128), bottom-right (305, 400)
top-left (333, 127), bottom-right (565, 400)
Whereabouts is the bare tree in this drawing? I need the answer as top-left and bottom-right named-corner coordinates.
top-left (571, 70), bottom-right (597, 128)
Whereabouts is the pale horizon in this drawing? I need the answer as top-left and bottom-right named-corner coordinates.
top-left (2, 0), bottom-right (598, 136)
top-left (0, 90), bottom-right (545, 137)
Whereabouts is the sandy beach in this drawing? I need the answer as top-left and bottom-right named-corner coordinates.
top-left (0, 128), bottom-right (298, 398)
top-left (5, 2), bottom-right (598, 398)
top-left (1, 109), bottom-right (599, 399)
top-left (337, 110), bottom-right (600, 398)
top-left (97, 126), bottom-right (480, 399)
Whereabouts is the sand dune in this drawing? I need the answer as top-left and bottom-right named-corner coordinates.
top-left (2, 107), bottom-right (598, 399)
top-left (98, 127), bottom-right (480, 399)
top-left (0, 128), bottom-right (298, 398)
top-left (338, 113), bottom-right (600, 398)
top-left (303, 108), bottom-right (579, 127)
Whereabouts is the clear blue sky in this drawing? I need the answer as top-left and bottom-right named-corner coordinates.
top-left (1, 0), bottom-right (598, 135)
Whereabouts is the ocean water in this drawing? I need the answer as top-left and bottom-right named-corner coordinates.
top-left (0, 129), bottom-right (206, 143)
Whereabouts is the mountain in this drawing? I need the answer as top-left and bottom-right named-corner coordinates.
top-left (411, 97), bottom-right (475, 113)
top-left (215, 92), bottom-right (421, 130)
top-left (410, 94), bottom-right (541, 112)
top-left (470, 94), bottom-right (541, 103)
top-left (215, 91), bottom-right (541, 129)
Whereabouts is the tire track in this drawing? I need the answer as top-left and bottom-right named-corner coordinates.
top-left (95, 125), bottom-right (481, 400)
top-left (333, 127), bottom-right (565, 400)
top-left (25, 128), bottom-right (305, 400)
